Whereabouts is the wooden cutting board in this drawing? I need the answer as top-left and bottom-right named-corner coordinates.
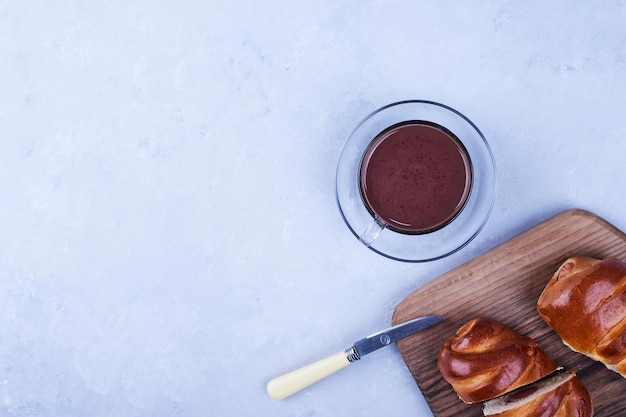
top-left (392, 209), bottom-right (626, 416)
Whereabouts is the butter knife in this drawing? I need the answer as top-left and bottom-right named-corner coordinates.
top-left (266, 315), bottom-right (443, 400)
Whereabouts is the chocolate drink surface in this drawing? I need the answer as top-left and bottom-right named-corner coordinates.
top-left (359, 121), bottom-right (472, 234)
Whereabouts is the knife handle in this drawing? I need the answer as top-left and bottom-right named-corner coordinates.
top-left (266, 351), bottom-right (351, 400)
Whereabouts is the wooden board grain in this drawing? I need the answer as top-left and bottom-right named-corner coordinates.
top-left (392, 209), bottom-right (626, 416)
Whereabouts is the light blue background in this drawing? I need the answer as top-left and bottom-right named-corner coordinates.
top-left (2, 1), bottom-right (626, 416)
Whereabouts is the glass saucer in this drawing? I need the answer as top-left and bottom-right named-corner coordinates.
top-left (335, 100), bottom-right (496, 262)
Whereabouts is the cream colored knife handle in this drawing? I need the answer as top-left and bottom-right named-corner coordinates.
top-left (266, 351), bottom-right (351, 400)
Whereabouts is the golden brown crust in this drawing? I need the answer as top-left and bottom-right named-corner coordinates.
top-left (485, 375), bottom-right (593, 417)
top-left (437, 317), bottom-right (558, 404)
top-left (537, 256), bottom-right (626, 376)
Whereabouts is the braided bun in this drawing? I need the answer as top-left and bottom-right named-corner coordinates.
top-left (483, 371), bottom-right (592, 417)
top-left (537, 256), bottom-right (626, 377)
top-left (437, 317), bottom-right (558, 404)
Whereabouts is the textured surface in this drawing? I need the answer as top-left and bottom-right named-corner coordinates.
top-left (4, 2), bottom-right (626, 416)
top-left (393, 210), bottom-right (626, 416)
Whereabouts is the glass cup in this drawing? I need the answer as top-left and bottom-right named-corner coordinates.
top-left (335, 100), bottom-right (496, 262)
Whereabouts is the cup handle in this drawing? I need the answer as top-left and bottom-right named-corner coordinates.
top-left (359, 217), bottom-right (386, 247)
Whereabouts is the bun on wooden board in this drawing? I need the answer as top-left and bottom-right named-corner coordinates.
top-left (437, 317), bottom-right (558, 404)
top-left (537, 256), bottom-right (626, 377)
top-left (483, 370), bottom-right (592, 417)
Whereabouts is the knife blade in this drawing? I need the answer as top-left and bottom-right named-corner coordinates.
top-left (266, 315), bottom-right (443, 400)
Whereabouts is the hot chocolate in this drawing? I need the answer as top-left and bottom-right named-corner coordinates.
top-left (359, 121), bottom-right (472, 234)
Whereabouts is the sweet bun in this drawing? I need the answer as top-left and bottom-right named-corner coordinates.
top-left (437, 317), bottom-right (558, 404)
top-left (537, 256), bottom-right (626, 377)
top-left (483, 370), bottom-right (593, 417)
